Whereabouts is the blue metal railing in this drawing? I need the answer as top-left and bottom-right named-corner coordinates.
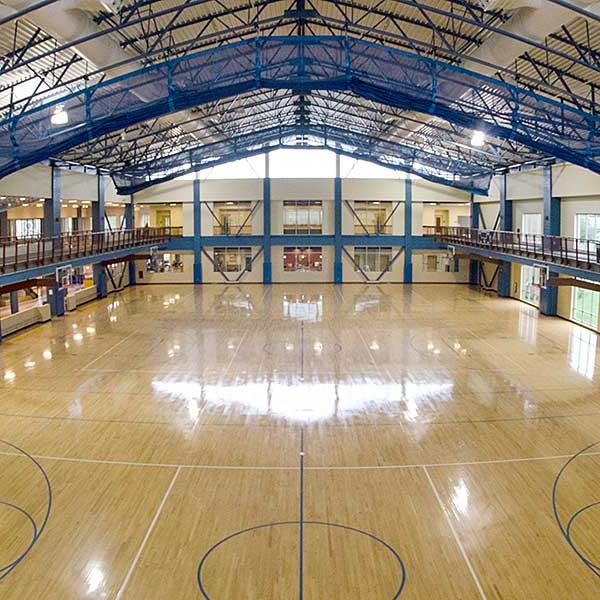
top-left (0, 227), bottom-right (181, 273)
top-left (427, 226), bottom-right (600, 270)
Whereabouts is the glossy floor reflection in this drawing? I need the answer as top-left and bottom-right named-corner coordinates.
top-left (0, 283), bottom-right (599, 598)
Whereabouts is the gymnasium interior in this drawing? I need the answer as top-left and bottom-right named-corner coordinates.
top-left (0, 1), bottom-right (600, 598)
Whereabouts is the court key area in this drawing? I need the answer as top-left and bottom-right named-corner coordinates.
top-left (0, 283), bottom-right (597, 598)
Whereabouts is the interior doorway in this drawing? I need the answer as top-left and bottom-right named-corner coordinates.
top-left (156, 210), bottom-right (171, 227)
top-left (435, 209), bottom-right (449, 228)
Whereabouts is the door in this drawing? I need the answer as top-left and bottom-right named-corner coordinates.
top-left (434, 209), bottom-right (449, 228)
top-left (156, 210), bottom-right (171, 228)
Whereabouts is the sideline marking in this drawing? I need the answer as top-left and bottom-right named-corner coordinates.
top-left (2, 450), bottom-right (600, 472)
top-left (115, 466), bottom-right (181, 600)
top-left (423, 466), bottom-right (487, 600)
top-left (79, 331), bottom-right (137, 371)
top-left (299, 428), bottom-right (305, 599)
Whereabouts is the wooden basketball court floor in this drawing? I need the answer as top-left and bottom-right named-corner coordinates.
top-left (0, 283), bottom-right (599, 599)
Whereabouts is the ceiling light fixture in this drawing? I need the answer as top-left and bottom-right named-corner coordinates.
top-left (51, 104), bottom-right (69, 126)
top-left (471, 130), bottom-right (485, 147)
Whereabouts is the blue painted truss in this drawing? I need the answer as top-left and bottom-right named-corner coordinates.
top-left (111, 123), bottom-right (494, 195)
top-left (2, 36), bottom-right (600, 188)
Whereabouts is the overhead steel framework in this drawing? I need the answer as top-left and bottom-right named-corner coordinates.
top-left (0, 1), bottom-right (598, 194)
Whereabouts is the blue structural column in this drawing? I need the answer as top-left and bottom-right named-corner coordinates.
top-left (263, 154), bottom-right (272, 284)
top-left (404, 177), bottom-right (413, 283)
top-left (44, 163), bottom-right (61, 238)
top-left (125, 195), bottom-right (136, 286)
top-left (469, 194), bottom-right (480, 285)
top-left (193, 177), bottom-right (203, 284)
top-left (0, 211), bottom-right (8, 238)
top-left (540, 165), bottom-right (560, 316)
top-left (10, 292), bottom-right (18, 314)
top-left (498, 173), bottom-right (512, 297)
top-left (92, 173), bottom-right (107, 298)
top-left (92, 173), bottom-right (105, 232)
top-left (45, 164), bottom-right (65, 316)
top-left (334, 154), bottom-right (343, 284)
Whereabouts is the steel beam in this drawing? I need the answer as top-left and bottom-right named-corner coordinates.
top-left (3, 36), bottom-right (599, 190)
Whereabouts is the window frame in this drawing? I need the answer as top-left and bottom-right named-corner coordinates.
top-left (283, 200), bottom-right (323, 235)
top-left (283, 246), bottom-right (323, 272)
top-left (354, 246), bottom-right (393, 273)
top-left (213, 247), bottom-right (253, 273)
top-left (212, 201), bottom-right (253, 235)
top-left (353, 201), bottom-right (393, 235)
top-left (571, 283), bottom-right (600, 329)
top-left (9, 218), bottom-right (43, 239)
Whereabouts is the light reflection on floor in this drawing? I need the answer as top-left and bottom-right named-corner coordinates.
top-left (0, 283), bottom-right (600, 599)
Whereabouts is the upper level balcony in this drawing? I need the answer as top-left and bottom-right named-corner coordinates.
top-left (428, 226), bottom-right (600, 273)
top-left (0, 227), bottom-right (181, 275)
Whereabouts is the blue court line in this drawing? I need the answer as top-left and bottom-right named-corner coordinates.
top-left (196, 426), bottom-right (408, 598)
top-left (196, 520), bottom-right (406, 599)
top-left (0, 438), bottom-right (52, 580)
top-left (551, 439), bottom-right (600, 579)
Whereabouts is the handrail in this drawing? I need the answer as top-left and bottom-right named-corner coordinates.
top-left (0, 226), bottom-right (183, 244)
top-left (0, 226), bottom-right (177, 274)
top-left (431, 226), bottom-right (600, 270)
